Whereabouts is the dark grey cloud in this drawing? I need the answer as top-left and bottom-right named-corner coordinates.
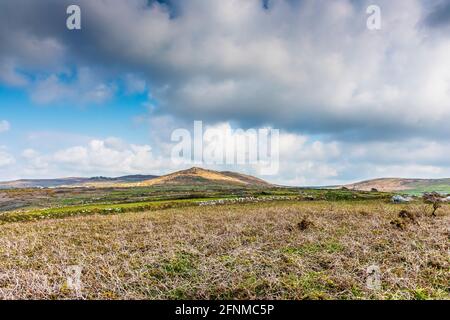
top-left (425, 0), bottom-right (450, 28)
top-left (1, 0), bottom-right (450, 143)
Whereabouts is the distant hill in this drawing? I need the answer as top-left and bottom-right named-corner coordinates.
top-left (345, 178), bottom-right (450, 194)
top-left (123, 167), bottom-right (271, 187)
top-left (0, 175), bottom-right (158, 189)
top-left (0, 168), bottom-right (271, 189)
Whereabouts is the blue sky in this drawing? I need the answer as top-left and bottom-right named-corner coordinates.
top-left (0, 81), bottom-right (150, 141)
top-left (0, 80), bottom-right (153, 155)
top-left (1, 0), bottom-right (450, 185)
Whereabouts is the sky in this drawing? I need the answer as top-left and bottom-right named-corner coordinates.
top-left (0, 0), bottom-right (450, 186)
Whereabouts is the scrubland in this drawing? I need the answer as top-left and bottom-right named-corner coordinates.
top-left (0, 200), bottom-right (448, 300)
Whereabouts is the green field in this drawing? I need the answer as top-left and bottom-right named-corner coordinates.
top-left (403, 184), bottom-right (450, 196)
top-left (0, 186), bottom-right (392, 223)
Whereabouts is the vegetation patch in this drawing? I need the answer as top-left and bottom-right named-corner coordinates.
top-left (283, 241), bottom-right (344, 256)
top-left (0, 197), bottom-right (447, 300)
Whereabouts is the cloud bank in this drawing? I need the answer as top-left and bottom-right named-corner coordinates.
top-left (0, 0), bottom-right (450, 184)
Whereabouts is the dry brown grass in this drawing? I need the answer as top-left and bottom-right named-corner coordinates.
top-left (0, 201), bottom-right (448, 300)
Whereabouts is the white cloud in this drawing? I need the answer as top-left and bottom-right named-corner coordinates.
top-left (0, 147), bottom-right (14, 168)
top-left (124, 74), bottom-right (147, 95)
top-left (1, 1), bottom-right (450, 183)
top-left (2, 125), bottom-right (449, 185)
top-left (55, 0), bottom-right (449, 138)
top-left (0, 60), bottom-right (29, 87)
top-left (22, 148), bottom-right (49, 171)
top-left (20, 138), bottom-right (172, 177)
top-left (30, 68), bottom-right (116, 105)
top-left (4, 0), bottom-right (450, 136)
top-left (0, 120), bottom-right (10, 133)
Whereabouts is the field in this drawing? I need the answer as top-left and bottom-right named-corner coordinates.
top-left (346, 178), bottom-right (450, 195)
top-left (404, 185), bottom-right (450, 196)
top-left (0, 186), bottom-right (390, 222)
top-left (0, 187), bottom-right (448, 300)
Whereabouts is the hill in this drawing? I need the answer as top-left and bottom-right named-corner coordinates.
top-left (0, 175), bottom-right (158, 189)
top-left (0, 168), bottom-right (271, 189)
top-left (345, 178), bottom-right (450, 194)
top-left (125, 167), bottom-right (271, 187)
